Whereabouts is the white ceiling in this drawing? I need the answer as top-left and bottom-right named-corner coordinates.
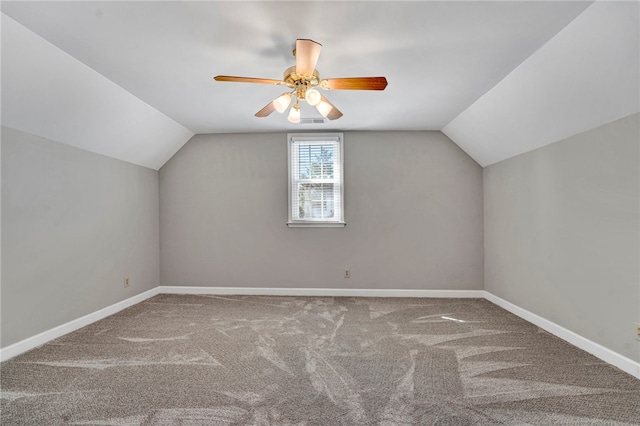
top-left (1, 1), bottom-right (638, 169)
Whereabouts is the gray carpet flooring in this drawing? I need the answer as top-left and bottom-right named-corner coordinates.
top-left (1, 294), bottom-right (639, 425)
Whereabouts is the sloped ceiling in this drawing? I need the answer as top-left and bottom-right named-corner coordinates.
top-left (1, 1), bottom-right (638, 170)
top-left (443, 1), bottom-right (639, 166)
top-left (1, 14), bottom-right (193, 170)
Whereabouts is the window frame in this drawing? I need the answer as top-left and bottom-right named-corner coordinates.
top-left (287, 133), bottom-right (345, 228)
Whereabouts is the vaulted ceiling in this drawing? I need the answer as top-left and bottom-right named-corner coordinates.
top-left (2, 1), bottom-right (638, 170)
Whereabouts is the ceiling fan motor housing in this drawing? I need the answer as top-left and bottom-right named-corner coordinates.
top-left (283, 66), bottom-right (321, 102)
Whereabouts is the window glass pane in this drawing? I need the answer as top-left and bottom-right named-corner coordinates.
top-left (298, 183), bottom-right (334, 219)
top-left (298, 144), bottom-right (334, 179)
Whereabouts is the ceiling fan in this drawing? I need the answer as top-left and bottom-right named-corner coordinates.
top-left (214, 39), bottom-right (388, 123)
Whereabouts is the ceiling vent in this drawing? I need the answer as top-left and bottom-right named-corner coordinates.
top-left (300, 118), bottom-right (326, 124)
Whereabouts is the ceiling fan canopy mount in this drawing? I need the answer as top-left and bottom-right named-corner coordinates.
top-left (214, 39), bottom-right (388, 122)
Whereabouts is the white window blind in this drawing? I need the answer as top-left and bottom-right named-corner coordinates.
top-left (288, 133), bottom-right (345, 227)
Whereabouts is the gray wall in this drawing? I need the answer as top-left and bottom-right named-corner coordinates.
top-left (484, 113), bottom-right (640, 362)
top-left (160, 131), bottom-right (484, 290)
top-left (1, 127), bottom-right (160, 348)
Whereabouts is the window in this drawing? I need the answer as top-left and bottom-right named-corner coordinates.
top-left (288, 133), bottom-right (345, 227)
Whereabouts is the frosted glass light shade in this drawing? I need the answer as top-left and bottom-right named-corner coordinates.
top-left (273, 93), bottom-right (292, 113)
top-left (287, 104), bottom-right (301, 123)
top-left (316, 100), bottom-right (333, 118)
top-left (306, 89), bottom-right (321, 106)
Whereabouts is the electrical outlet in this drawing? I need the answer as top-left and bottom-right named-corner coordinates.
top-left (344, 269), bottom-right (350, 278)
top-left (124, 277), bottom-right (130, 288)
top-left (636, 323), bottom-right (640, 341)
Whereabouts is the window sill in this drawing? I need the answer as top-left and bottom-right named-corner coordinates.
top-left (287, 222), bottom-right (346, 228)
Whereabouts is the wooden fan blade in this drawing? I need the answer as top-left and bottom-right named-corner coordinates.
top-left (214, 75), bottom-right (283, 85)
top-left (255, 101), bottom-right (276, 117)
top-left (321, 77), bottom-right (388, 90)
top-left (295, 39), bottom-right (322, 77)
top-left (320, 95), bottom-right (343, 120)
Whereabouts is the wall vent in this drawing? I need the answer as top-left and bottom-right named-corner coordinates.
top-left (300, 118), bottom-right (326, 124)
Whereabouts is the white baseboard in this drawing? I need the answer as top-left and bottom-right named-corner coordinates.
top-left (3, 286), bottom-right (638, 381)
top-left (0, 288), bottom-right (159, 362)
top-left (0, 286), bottom-right (481, 362)
top-left (484, 291), bottom-right (640, 380)
top-left (157, 286), bottom-right (485, 299)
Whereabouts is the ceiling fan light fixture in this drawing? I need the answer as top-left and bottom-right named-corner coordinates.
top-left (287, 103), bottom-right (301, 123)
top-left (305, 88), bottom-right (321, 106)
top-left (273, 93), bottom-right (292, 113)
top-left (214, 39), bottom-right (387, 121)
top-left (316, 100), bottom-right (333, 118)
